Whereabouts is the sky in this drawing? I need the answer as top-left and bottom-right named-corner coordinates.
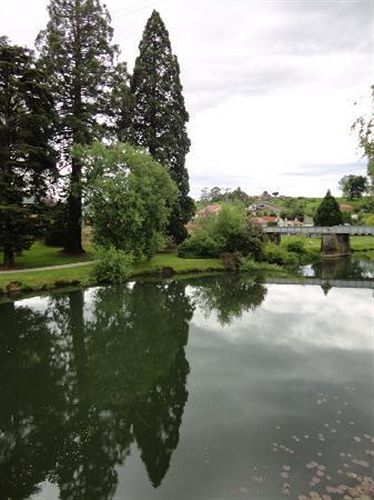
top-left (0, 0), bottom-right (372, 198)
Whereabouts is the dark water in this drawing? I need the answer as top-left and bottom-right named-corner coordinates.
top-left (0, 275), bottom-right (372, 499)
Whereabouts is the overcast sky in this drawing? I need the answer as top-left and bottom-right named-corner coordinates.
top-left (1, 0), bottom-right (372, 198)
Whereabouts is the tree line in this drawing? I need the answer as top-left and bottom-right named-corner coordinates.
top-left (0, 1), bottom-right (193, 267)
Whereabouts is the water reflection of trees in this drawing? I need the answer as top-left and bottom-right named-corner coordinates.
top-left (0, 281), bottom-right (193, 499)
top-left (191, 274), bottom-right (267, 325)
top-left (312, 257), bottom-right (373, 281)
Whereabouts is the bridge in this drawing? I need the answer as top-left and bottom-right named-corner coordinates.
top-left (265, 277), bottom-right (374, 290)
top-left (262, 226), bottom-right (374, 236)
top-left (262, 225), bottom-right (374, 257)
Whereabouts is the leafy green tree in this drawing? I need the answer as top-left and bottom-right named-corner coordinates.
top-left (339, 174), bottom-right (368, 199)
top-left (36, 0), bottom-right (120, 254)
top-left (74, 141), bottom-right (177, 258)
top-left (179, 203), bottom-right (265, 260)
top-left (0, 38), bottom-right (56, 267)
top-left (313, 190), bottom-right (344, 226)
top-left (209, 186), bottom-right (223, 202)
top-left (130, 10), bottom-right (193, 244)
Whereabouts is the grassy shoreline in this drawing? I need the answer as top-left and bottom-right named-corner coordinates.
top-left (0, 254), bottom-right (224, 296)
top-left (1, 235), bottom-right (372, 296)
top-left (0, 253), bottom-right (298, 298)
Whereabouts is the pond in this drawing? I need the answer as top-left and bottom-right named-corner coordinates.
top-left (0, 274), bottom-right (373, 499)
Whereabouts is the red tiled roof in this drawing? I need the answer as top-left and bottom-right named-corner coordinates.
top-left (196, 204), bottom-right (222, 217)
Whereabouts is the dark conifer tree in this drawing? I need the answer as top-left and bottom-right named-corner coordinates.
top-left (0, 38), bottom-right (56, 268)
top-left (130, 10), bottom-right (193, 243)
top-left (36, 0), bottom-right (120, 254)
top-left (314, 190), bottom-right (344, 226)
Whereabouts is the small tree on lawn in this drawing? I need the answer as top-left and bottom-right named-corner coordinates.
top-left (74, 142), bottom-right (177, 259)
top-left (0, 38), bottom-right (56, 268)
top-left (314, 190), bottom-right (344, 226)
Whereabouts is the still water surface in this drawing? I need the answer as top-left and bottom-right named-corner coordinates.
top-left (0, 275), bottom-right (372, 499)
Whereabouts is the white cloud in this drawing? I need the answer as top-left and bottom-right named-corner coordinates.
top-left (0, 0), bottom-right (371, 197)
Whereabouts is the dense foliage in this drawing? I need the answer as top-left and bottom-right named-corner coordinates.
top-left (37, 0), bottom-right (121, 254)
top-left (199, 186), bottom-right (250, 205)
top-left (94, 246), bottom-right (133, 284)
top-left (0, 38), bottom-right (56, 267)
top-left (178, 204), bottom-right (265, 261)
top-left (313, 190), bottom-right (344, 227)
top-left (339, 175), bottom-right (368, 199)
top-left (130, 10), bottom-right (193, 244)
top-left (74, 142), bottom-right (177, 259)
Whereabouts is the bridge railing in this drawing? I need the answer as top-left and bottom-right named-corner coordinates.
top-left (262, 225), bottom-right (374, 236)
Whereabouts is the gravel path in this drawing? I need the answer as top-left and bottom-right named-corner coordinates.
top-left (0, 260), bottom-right (96, 274)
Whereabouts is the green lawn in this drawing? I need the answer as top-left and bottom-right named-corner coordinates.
top-left (0, 252), bottom-right (224, 294)
top-left (0, 241), bottom-right (95, 269)
top-left (281, 235), bottom-right (374, 253)
top-left (1, 236), bottom-right (373, 295)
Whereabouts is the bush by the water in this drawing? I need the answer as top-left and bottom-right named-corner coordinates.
top-left (286, 238), bottom-right (306, 255)
top-left (179, 203), bottom-right (265, 260)
top-left (178, 231), bottom-right (218, 258)
top-left (263, 243), bottom-right (299, 267)
top-left (94, 246), bottom-right (133, 284)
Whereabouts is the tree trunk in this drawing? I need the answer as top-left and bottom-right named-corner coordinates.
top-left (3, 246), bottom-right (15, 269)
top-left (63, 1), bottom-right (85, 255)
top-left (63, 157), bottom-right (84, 255)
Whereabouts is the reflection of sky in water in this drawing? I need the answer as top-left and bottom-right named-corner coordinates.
top-left (9, 283), bottom-right (374, 499)
top-left (116, 284), bottom-right (373, 499)
top-left (191, 285), bottom-right (372, 351)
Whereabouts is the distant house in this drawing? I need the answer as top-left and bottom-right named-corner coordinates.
top-left (187, 203), bottom-right (222, 233)
top-left (339, 204), bottom-right (354, 213)
top-left (278, 218), bottom-right (304, 228)
top-left (195, 203), bottom-right (222, 218)
top-left (250, 215), bottom-right (278, 226)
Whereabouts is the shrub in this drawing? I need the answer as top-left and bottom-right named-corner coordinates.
top-left (223, 224), bottom-right (265, 259)
top-left (179, 203), bottom-right (265, 260)
top-left (207, 203), bottom-right (246, 248)
top-left (362, 214), bottom-right (374, 226)
top-left (178, 231), bottom-right (218, 258)
top-left (286, 238), bottom-right (306, 255)
top-left (264, 244), bottom-right (298, 267)
top-left (240, 255), bottom-right (283, 272)
top-left (94, 246), bottom-right (133, 284)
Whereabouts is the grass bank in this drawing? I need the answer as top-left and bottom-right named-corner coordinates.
top-left (0, 253), bottom-right (225, 295)
top-left (0, 241), bottom-right (95, 269)
top-left (1, 235), bottom-right (372, 295)
top-left (0, 251), bottom-right (295, 296)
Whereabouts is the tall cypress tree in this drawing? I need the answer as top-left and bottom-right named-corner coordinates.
top-left (130, 10), bottom-right (193, 244)
top-left (314, 190), bottom-right (344, 226)
top-left (36, 0), bottom-right (119, 254)
top-left (0, 37), bottom-right (56, 268)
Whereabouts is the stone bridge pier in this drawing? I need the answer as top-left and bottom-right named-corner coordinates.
top-left (321, 234), bottom-right (350, 258)
top-left (262, 225), bottom-right (373, 257)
